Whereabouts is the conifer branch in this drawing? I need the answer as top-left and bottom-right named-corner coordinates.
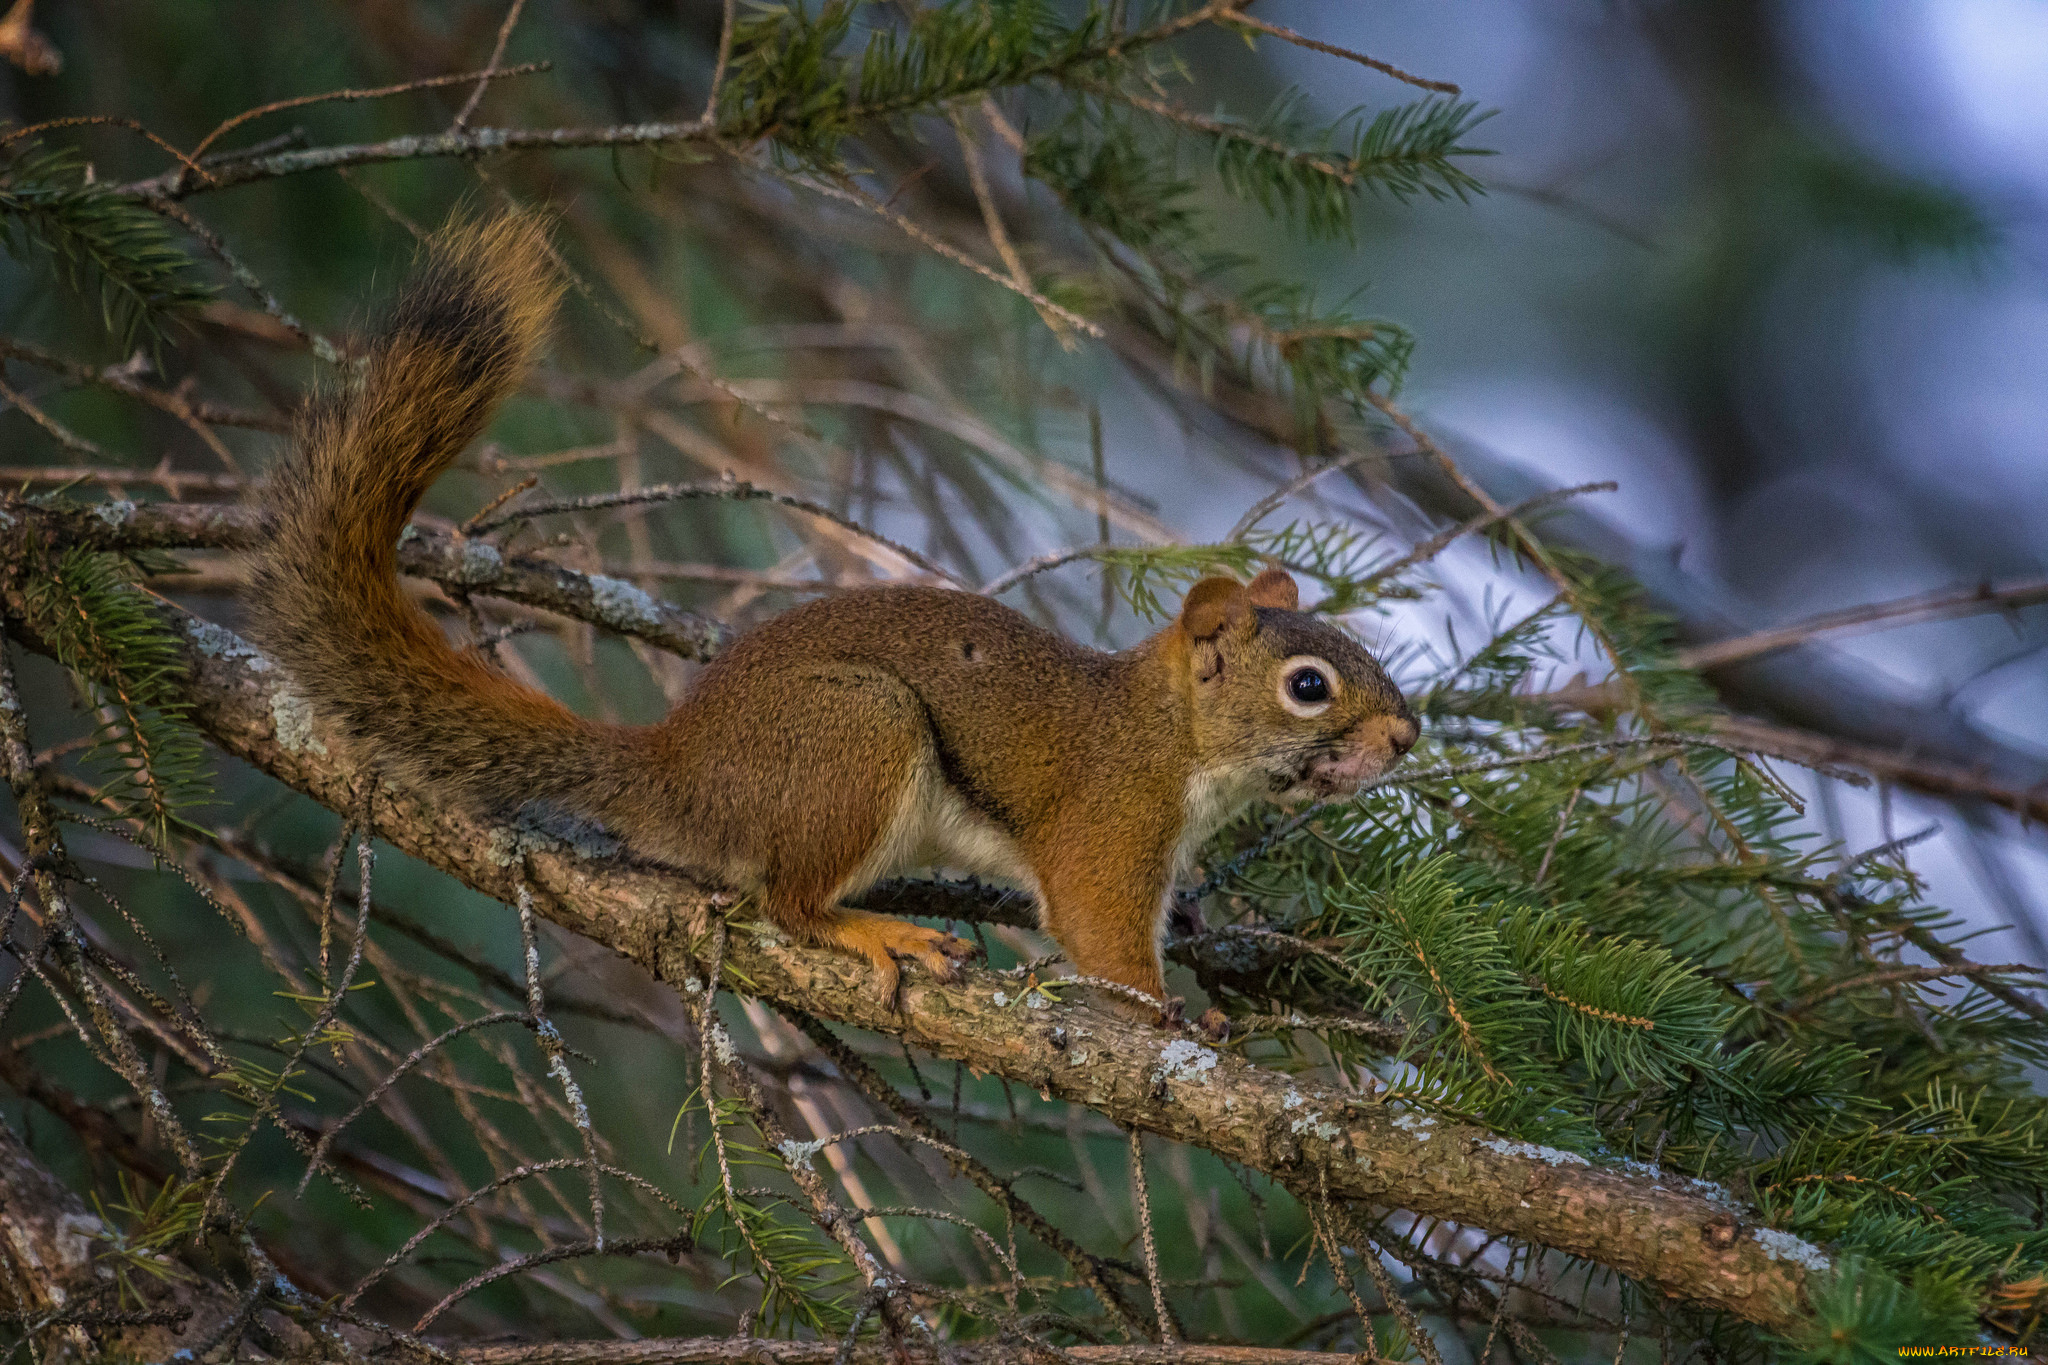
top-left (0, 142), bottom-right (215, 348)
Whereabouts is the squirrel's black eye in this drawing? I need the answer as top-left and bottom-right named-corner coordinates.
top-left (1288, 668), bottom-right (1329, 704)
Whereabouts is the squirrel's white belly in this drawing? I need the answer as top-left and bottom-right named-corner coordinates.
top-left (834, 759), bottom-right (1041, 905)
top-left (835, 757), bottom-right (1268, 909)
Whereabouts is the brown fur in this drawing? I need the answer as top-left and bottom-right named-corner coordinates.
top-left (247, 214), bottom-right (1420, 1017)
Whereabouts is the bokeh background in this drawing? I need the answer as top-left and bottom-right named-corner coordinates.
top-left (1179, 0), bottom-right (2048, 961)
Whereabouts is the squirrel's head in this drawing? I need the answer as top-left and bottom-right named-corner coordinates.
top-left (1173, 568), bottom-right (1418, 802)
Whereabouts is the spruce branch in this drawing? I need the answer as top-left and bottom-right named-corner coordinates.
top-left (0, 142), bottom-right (215, 349)
top-left (1219, 14), bottom-right (1461, 95)
top-left (17, 542), bottom-right (210, 847)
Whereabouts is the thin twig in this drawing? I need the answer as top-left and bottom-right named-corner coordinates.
top-left (519, 878), bottom-right (605, 1250)
top-left (701, 0), bottom-right (739, 124)
top-left (0, 375), bottom-right (102, 457)
top-left (981, 546), bottom-right (1106, 598)
top-left (143, 196), bottom-right (342, 364)
top-left (451, 0), bottom-right (532, 133)
top-left (694, 378), bottom-right (1176, 543)
top-left (1228, 448), bottom-right (1391, 541)
top-left (1328, 1201), bottom-right (1445, 1365)
top-left (782, 1009), bottom-right (1152, 1339)
top-left (118, 116), bottom-right (717, 202)
top-left (1531, 787), bottom-right (1583, 889)
top-left (0, 336), bottom-right (286, 433)
top-left (774, 165), bottom-right (1104, 341)
top-left (1791, 961), bottom-right (2041, 1011)
top-left (462, 475), bottom-right (539, 535)
top-left (0, 114), bottom-right (210, 182)
top-left (1680, 577), bottom-right (2048, 671)
top-left (1128, 1128), bottom-right (1178, 1345)
top-left (950, 109), bottom-right (1067, 341)
top-left (1305, 1188), bottom-right (1382, 1364)
top-left (1221, 13), bottom-right (1461, 94)
top-left (187, 61), bottom-right (552, 168)
top-left (469, 477), bottom-right (967, 587)
top-left (1362, 481), bottom-right (1617, 590)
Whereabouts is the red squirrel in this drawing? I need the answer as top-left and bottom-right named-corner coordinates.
top-left (246, 215), bottom-right (1419, 1017)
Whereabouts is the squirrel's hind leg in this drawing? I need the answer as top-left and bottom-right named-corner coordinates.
top-left (722, 668), bottom-right (978, 1003)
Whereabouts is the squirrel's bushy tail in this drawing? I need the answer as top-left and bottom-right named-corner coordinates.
top-left (248, 214), bottom-right (629, 811)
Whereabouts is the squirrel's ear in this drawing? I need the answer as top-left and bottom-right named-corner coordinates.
top-left (1179, 577), bottom-right (1247, 640)
top-left (1244, 567), bottom-right (1299, 611)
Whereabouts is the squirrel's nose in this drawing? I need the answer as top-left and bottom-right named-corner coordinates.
top-left (1388, 714), bottom-right (1419, 757)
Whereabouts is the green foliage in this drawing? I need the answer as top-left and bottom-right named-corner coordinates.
top-left (21, 540), bottom-right (211, 847)
top-left (0, 142), bottom-right (213, 351)
top-left (1090, 540), bottom-right (1262, 620)
top-left (722, 0), bottom-right (1106, 163)
top-left (1025, 105), bottom-right (1202, 251)
top-left (1084, 521), bottom-right (1396, 621)
top-left (90, 1173), bottom-right (208, 1309)
top-left (1210, 94), bottom-right (1491, 239)
top-left (851, 0), bottom-right (1090, 121)
top-left (718, 4), bottom-right (1470, 406)
top-left (688, 1095), bottom-right (855, 1335)
top-left (1244, 279), bottom-right (1419, 414)
top-left (1790, 1257), bottom-right (1980, 1365)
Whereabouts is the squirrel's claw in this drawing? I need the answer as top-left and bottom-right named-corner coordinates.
top-left (901, 924), bottom-right (979, 982)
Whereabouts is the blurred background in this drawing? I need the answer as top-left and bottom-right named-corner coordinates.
top-left (1226, 0), bottom-right (2048, 962)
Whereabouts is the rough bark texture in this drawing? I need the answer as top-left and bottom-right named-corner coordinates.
top-left (0, 499), bottom-right (1828, 1339)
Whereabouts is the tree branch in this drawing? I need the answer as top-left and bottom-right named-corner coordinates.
top-left (116, 119), bottom-right (723, 202)
top-left (43, 499), bottom-right (730, 661)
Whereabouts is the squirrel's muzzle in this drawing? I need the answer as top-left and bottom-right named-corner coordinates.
top-left (1306, 712), bottom-right (1420, 796)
